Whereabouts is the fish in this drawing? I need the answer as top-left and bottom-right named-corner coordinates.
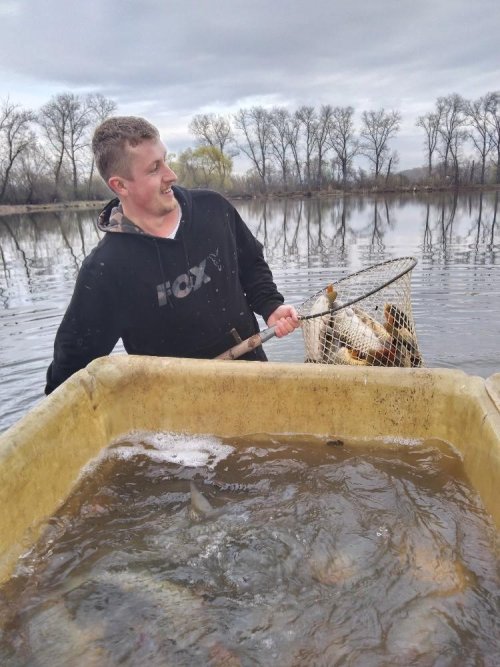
top-left (7, 599), bottom-right (107, 667)
top-left (329, 346), bottom-right (369, 366)
top-left (317, 305), bottom-right (390, 364)
top-left (190, 481), bottom-right (222, 520)
top-left (331, 306), bottom-right (390, 354)
top-left (401, 545), bottom-right (469, 596)
top-left (189, 482), bottom-right (217, 518)
top-left (327, 303), bottom-right (421, 367)
top-left (147, 482), bottom-right (243, 562)
top-left (383, 303), bottom-right (422, 367)
top-left (302, 286), bottom-right (338, 363)
top-left (357, 341), bottom-right (413, 367)
top-left (384, 303), bottom-right (412, 331)
top-left (303, 291), bottom-right (402, 365)
top-left (308, 533), bottom-right (385, 586)
top-left (385, 597), bottom-right (461, 662)
top-left (1, 563), bottom-right (213, 666)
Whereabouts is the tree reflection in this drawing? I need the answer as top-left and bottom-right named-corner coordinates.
top-left (423, 202), bottom-right (433, 251)
top-left (0, 193), bottom-right (498, 311)
top-left (0, 217), bottom-right (32, 289)
top-left (490, 190), bottom-right (498, 248)
top-left (0, 210), bottom-right (101, 307)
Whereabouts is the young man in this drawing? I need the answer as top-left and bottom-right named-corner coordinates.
top-left (45, 116), bottom-right (299, 394)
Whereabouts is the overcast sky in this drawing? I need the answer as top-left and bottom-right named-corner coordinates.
top-left (1, 0), bottom-right (499, 171)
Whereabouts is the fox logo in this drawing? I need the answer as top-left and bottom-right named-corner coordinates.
top-left (156, 258), bottom-right (212, 307)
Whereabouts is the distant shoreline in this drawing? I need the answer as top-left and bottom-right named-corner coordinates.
top-left (1, 184), bottom-right (499, 216)
top-left (0, 200), bottom-right (107, 217)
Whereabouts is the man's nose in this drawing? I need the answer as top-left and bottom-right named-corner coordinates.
top-left (162, 163), bottom-right (177, 180)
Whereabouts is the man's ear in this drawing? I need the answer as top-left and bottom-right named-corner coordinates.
top-left (108, 176), bottom-right (127, 196)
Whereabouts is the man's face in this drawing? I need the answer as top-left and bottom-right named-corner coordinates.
top-left (120, 138), bottom-right (178, 219)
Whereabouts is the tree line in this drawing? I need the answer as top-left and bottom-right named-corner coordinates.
top-left (178, 92), bottom-right (500, 193)
top-left (1, 91), bottom-right (500, 204)
top-left (0, 93), bottom-right (116, 204)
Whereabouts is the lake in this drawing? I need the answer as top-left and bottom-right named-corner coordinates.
top-left (0, 190), bottom-right (499, 433)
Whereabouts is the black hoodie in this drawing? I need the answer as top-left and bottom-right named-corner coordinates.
top-left (45, 186), bottom-right (284, 394)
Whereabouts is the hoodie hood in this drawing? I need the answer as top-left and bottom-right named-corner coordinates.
top-left (97, 186), bottom-right (189, 237)
top-left (97, 198), bottom-right (149, 235)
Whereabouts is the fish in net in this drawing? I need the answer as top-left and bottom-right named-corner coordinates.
top-left (300, 257), bottom-right (423, 368)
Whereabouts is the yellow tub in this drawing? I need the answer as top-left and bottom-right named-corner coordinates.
top-left (1, 356), bottom-right (499, 584)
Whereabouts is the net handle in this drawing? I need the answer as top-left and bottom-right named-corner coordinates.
top-left (216, 326), bottom-right (277, 360)
top-left (216, 256), bottom-right (417, 361)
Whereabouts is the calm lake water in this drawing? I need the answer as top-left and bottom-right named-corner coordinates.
top-left (0, 191), bottom-right (499, 433)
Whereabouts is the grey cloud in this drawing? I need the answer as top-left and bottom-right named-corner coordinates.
top-left (0, 0), bottom-right (499, 169)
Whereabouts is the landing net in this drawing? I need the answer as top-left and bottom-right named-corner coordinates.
top-left (299, 257), bottom-right (423, 367)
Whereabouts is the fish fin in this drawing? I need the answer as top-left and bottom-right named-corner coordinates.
top-left (190, 481), bottom-right (216, 519)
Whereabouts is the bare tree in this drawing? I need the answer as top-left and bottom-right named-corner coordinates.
top-left (86, 93), bottom-right (117, 196)
top-left (327, 106), bottom-right (359, 187)
top-left (315, 105), bottom-right (334, 188)
top-left (268, 107), bottom-right (292, 190)
top-left (463, 92), bottom-right (496, 185)
top-left (416, 109), bottom-right (442, 177)
top-left (360, 108), bottom-right (401, 179)
top-left (295, 106), bottom-right (317, 188)
top-left (286, 113), bottom-right (303, 187)
top-left (16, 142), bottom-right (51, 203)
top-left (234, 106), bottom-right (272, 192)
top-left (0, 99), bottom-right (35, 202)
top-left (38, 93), bottom-right (73, 196)
top-left (487, 92), bottom-right (500, 184)
top-left (385, 151), bottom-right (399, 182)
top-left (64, 95), bottom-right (94, 197)
top-left (436, 94), bottom-right (466, 184)
top-left (39, 93), bottom-right (89, 197)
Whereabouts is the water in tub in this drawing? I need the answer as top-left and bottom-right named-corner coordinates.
top-left (0, 433), bottom-right (499, 666)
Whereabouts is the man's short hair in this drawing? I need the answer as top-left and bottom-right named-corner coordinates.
top-left (92, 116), bottom-right (160, 182)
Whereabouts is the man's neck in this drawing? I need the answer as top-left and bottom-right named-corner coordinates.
top-left (121, 200), bottom-right (180, 237)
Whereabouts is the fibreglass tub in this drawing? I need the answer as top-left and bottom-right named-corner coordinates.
top-left (0, 355), bottom-right (499, 583)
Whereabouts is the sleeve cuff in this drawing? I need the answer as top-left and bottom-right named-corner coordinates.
top-left (259, 299), bottom-right (285, 324)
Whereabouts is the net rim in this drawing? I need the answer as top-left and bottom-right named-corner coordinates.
top-left (299, 256), bottom-right (418, 321)
top-left (334, 256), bottom-right (416, 287)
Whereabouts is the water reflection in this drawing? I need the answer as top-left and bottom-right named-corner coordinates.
top-left (0, 193), bottom-right (499, 432)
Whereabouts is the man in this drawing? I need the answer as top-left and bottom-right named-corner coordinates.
top-left (45, 116), bottom-right (299, 394)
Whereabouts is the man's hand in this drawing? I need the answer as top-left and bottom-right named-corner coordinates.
top-left (267, 304), bottom-right (300, 338)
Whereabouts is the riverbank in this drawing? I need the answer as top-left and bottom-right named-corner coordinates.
top-left (1, 183), bottom-right (499, 215)
top-left (231, 183), bottom-right (500, 200)
top-left (0, 200), bottom-right (107, 217)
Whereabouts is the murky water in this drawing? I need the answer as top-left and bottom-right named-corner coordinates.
top-left (1, 433), bottom-right (499, 666)
top-left (0, 191), bottom-right (499, 433)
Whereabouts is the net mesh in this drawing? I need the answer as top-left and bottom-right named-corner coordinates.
top-left (299, 257), bottom-right (423, 368)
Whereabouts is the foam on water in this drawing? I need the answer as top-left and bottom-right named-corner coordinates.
top-left (77, 431), bottom-right (235, 482)
top-left (369, 434), bottom-right (464, 459)
top-left (108, 431), bottom-right (235, 468)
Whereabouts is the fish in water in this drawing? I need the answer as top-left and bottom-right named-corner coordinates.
top-left (190, 481), bottom-right (222, 520)
top-left (2, 565), bottom-right (214, 666)
top-left (385, 597), bottom-right (461, 662)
